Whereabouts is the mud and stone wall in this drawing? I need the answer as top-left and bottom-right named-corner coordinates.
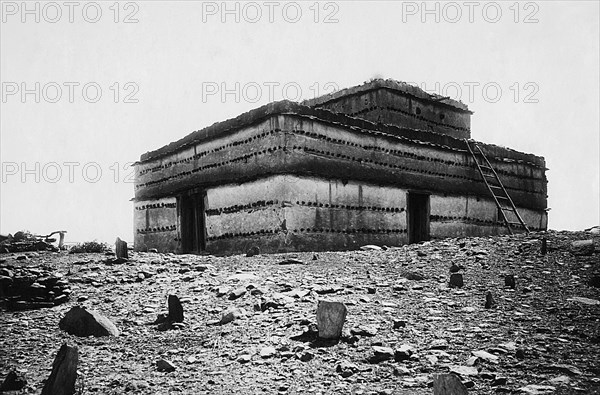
top-left (204, 175), bottom-right (408, 254)
top-left (134, 197), bottom-right (178, 252)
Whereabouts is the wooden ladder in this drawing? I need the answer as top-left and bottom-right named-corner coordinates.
top-left (464, 139), bottom-right (530, 235)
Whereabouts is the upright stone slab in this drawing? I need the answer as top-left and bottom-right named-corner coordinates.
top-left (168, 294), bottom-right (184, 323)
top-left (433, 373), bottom-right (468, 395)
top-left (316, 300), bottom-right (347, 340)
top-left (41, 344), bottom-right (78, 395)
top-left (115, 237), bottom-right (128, 259)
top-left (504, 275), bottom-right (516, 289)
top-left (449, 273), bottom-right (464, 288)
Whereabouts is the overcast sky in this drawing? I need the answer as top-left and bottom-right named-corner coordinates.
top-left (1, 0), bottom-right (598, 244)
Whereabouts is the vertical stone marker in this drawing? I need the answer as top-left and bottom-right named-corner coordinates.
top-left (433, 373), bottom-right (468, 395)
top-left (504, 275), bottom-right (516, 289)
top-left (115, 237), bottom-right (128, 259)
top-left (449, 273), bottom-right (464, 288)
top-left (168, 294), bottom-right (184, 323)
top-left (316, 300), bottom-right (347, 339)
top-left (41, 343), bottom-right (78, 395)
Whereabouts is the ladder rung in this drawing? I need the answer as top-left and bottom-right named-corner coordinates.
top-left (507, 221), bottom-right (523, 227)
top-left (500, 207), bottom-right (515, 211)
top-left (495, 196), bottom-right (509, 200)
top-left (480, 166), bottom-right (493, 171)
top-left (490, 185), bottom-right (502, 189)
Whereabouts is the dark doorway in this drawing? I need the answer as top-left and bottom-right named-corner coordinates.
top-left (407, 192), bottom-right (430, 243)
top-left (180, 191), bottom-right (206, 253)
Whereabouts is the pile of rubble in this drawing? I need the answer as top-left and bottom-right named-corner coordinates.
top-left (0, 230), bottom-right (66, 253)
top-left (0, 264), bottom-right (71, 310)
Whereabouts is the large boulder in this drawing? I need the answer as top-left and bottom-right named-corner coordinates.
top-left (59, 306), bottom-right (119, 337)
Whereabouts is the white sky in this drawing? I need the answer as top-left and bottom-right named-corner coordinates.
top-left (1, 0), bottom-right (599, 244)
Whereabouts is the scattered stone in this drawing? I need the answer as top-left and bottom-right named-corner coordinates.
top-left (360, 245), bottom-right (382, 251)
top-left (430, 339), bottom-right (449, 350)
top-left (315, 300), bottom-right (347, 340)
top-left (298, 351), bottom-right (314, 362)
top-left (472, 350), bottom-right (499, 363)
top-left (449, 273), bottom-right (464, 288)
top-left (393, 319), bottom-right (406, 329)
top-left (208, 307), bottom-right (246, 326)
top-left (227, 273), bottom-right (259, 282)
top-left (228, 287), bottom-right (246, 300)
top-left (277, 258), bottom-right (304, 265)
top-left (402, 271), bottom-right (425, 281)
top-left (0, 369), bottom-right (27, 391)
top-left (260, 346), bottom-right (276, 358)
top-left (41, 344), bottom-right (78, 395)
top-left (518, 384), bottom-right (555, 394)
top-left (433, 373), bottom-right (468, 395)
top-left (504, 275), bottom-right (516, 289)
top-left (237, 354), bottom-right (252, 363)
top-left (550, 364), bottom-right (583, 376)
top-left (115, 237), bottom-right (128, 259)
top-left (246, 246), bottom-right (260, 257)
top-left (449, 263), bottom-right (462, 273)
top-left (394, 344), bottom-right (413, 361)
top-left (350, 324), bottom-right (378, 337)
top-left (567, 296), bottom-right (600, 306)
top-left (549, 375), bottom-right (570, 385)
top-left (156, 359), bottom-right (176, 372)
top-left (570, 240), bottom-right (595, 255)
top-left (485, 291), bottom-right (495, 309)
top-left (450, 365), bottom-right (478, 377)
top-left (367, 346), bottom-right (394, 363)
top-left (59, 306), bottom-right (120, 337)
top-left (336, 361), bottom-right (359, 378)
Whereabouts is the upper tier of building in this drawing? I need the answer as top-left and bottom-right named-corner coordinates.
top-left (302, 79), bottom-right (472, 139)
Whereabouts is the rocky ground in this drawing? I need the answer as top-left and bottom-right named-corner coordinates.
top-left (1, 230), bottom-right (599, 395)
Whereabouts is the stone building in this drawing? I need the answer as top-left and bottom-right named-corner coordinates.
top-left (133, 79), bottom-right (547, 254)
